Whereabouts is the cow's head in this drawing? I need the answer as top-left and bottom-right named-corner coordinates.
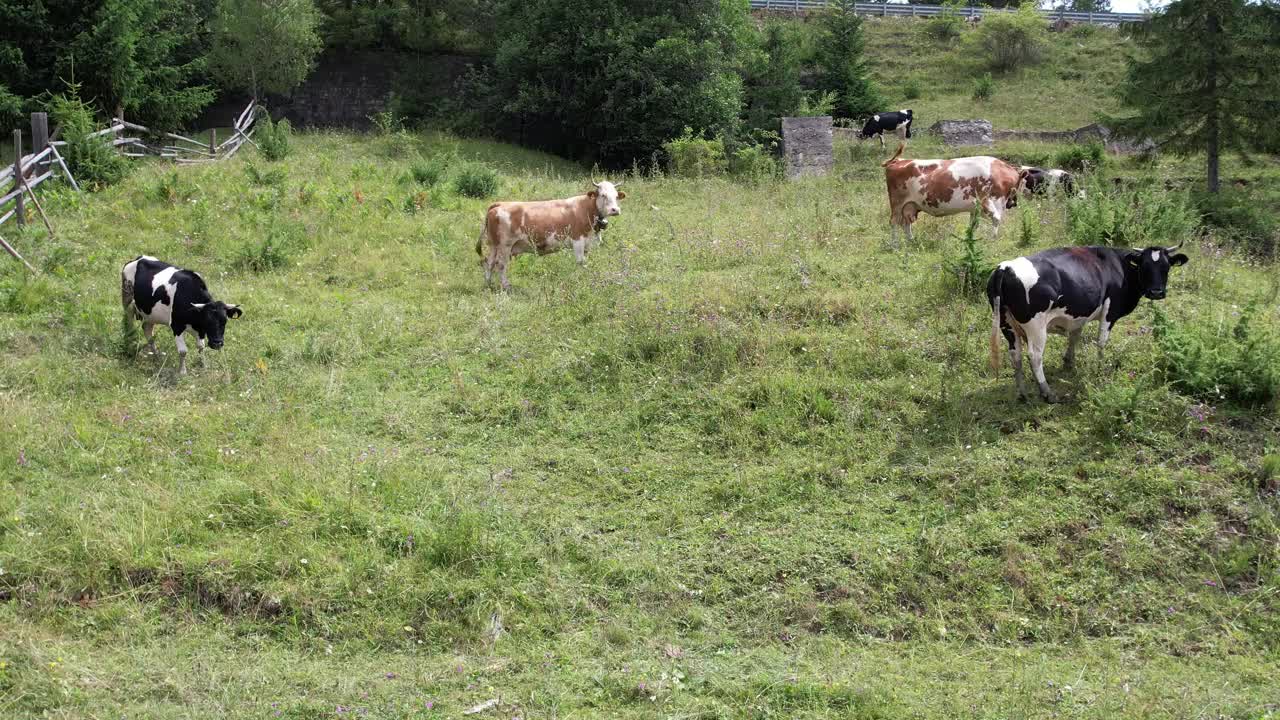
top-left (589, 180), bottom-right (625, 218)
top-left (1126, 245), bottom-right (1189, 300)
top-left (189, 301), bottom-right (243, 349)
top-left (1018, 167), bottom-right (1044, 194)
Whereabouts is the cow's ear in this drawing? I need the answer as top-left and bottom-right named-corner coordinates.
top-left (617, 191), bottom-right (626, 200)
top-left (587, 191), bottom-right (598, 199)
top-left (1168, 253), bottom-right (1189, 267)
top-left (226, 304), bottom-right (243, 319)
top-left (1124, 251), bottom-right (1142, 268)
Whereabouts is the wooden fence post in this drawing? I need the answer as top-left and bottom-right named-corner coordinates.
top-left (12, 130), bottom-right (25, 228)
top-left (31, 113), bottom-right (49, 174)
top-left (210, 128), bottom-right (217, 158)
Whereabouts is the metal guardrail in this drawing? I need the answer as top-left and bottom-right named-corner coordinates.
top-left (748, 1), bottom-right (1148, 24)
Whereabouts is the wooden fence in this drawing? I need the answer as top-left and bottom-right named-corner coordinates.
top-left (0, 100), bottom-right (258, 271)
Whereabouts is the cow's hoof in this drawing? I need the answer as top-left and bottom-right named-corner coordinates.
top-left (1040, 391), bottom-right (1059, 404)
top-left (1061, 360), bottom-right (1076, 373)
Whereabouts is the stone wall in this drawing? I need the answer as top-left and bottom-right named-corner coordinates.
top-left (782, 116), bottom-right (834, 178)
top-left (193, 51), bottom-right (475, 130)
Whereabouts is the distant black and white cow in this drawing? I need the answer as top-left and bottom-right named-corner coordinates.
top-left (121, 256), bottom-right (243, 374)
top-left (987, 244), bottom-right (1188, 403)
top-left (1018, 166), bottom-right (1077, 196)
top-left (861, 109), bottom-right (913, 147)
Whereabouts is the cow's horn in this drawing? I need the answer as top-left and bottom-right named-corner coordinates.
top-left (613, 181), bottom-right (622, 189)
top-left (1165, 239), bottom-right (1184, 252)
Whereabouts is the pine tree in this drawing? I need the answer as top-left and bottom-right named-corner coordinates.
top-left (744, 23), bottom-right (805, 135)
top-left (1109, 0), bottom-right (1280, 193)
top-left (812, 0), bottom-right (883, 121)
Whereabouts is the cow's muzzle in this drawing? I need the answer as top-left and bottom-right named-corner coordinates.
top-left (209, 340), bottom-right (225, 350)
top-left (1146, 289), bottom-right (1167, 300)
top-left (608, 208), bottom-right (620, 216)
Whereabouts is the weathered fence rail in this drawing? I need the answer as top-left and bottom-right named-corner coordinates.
top-left (748, 1), bottom-right (1148, 24)
top-left (1, 100), bottom-right (258, 271)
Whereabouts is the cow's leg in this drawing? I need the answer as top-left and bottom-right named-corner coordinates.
top-left (482, 252), bottom-right (493, 289)
top-left (984, 198), bottom-right (1005, 239)
top-left (903, 218), bottom-right (914, 244)
top-left (572, 237), bottom-right (587, 266)
top-left (143, 323), bottom-right (157, 355)
top-left (1096, 298), bottom-right (1113, 361)
top-left (1063, 328), bottom-right (1082, 371)
top-left (1026, 322), bottom-right (1056, 403)
top-left (173, 331), bottom-right (189, 375)
top-left (494, 249), bottom-right (513, 293)
top-left (1009, 333), bottom-right (1027, 400)
top-left (878, 132), bottom-right (885, 148)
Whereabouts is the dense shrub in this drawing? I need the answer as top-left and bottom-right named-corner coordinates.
top-left (255, 112), bottom-right (292, 161)
top-left (477, 0), bottom-right (748, 167)
top-left (1195, 190), bottom-right (1278, 259)
top-left (925, 0), bottom-right (966, 41)
top-left (972, 73), bottom-right (995, 101)
top-left (1153, 303), bottom-right (1280, 407)
top-left (729, 138), bottom-right (780, 185)
top-left (453, 162), bottom-right (499, 198)
top-left (45, 89), bottom-right (131, 190)
top-left (411, 156), bottom-right (452, 186)
top-left (0, 85), bottom-right (23, 134)
top-left (1053, 142), bottom-right (1105, 172)
top-left (743, 22), bottom-right (805, 135)
top-left (1066, 179), bottom-right (1200, 248)
top-left (664, 128), bottom-right (727, 178)
top-left (903, 79), bottom-right (922, 101)
top-left (969, 4), bottom-right (1047, 72)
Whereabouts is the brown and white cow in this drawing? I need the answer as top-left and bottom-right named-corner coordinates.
top-left (881, 143), bottom-right (1021, 246)
top-left (475, 181), bottom-right (626, 291)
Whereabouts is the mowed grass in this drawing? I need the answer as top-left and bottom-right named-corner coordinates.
top-left (1, 130), bottom-right (1278, 719)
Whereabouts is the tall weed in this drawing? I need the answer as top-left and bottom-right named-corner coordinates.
top-left (1066, 178), bottom-right (1199, 248)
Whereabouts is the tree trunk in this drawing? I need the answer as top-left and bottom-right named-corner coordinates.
top-left (1206, 7), bottom-right (1221, 193)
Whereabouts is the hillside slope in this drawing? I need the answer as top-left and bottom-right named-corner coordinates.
top-left (0, 132), bottom-right (1277, 718)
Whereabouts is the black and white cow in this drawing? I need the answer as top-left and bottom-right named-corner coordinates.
top-left (987, 244), bottom-right (1188, 403)
top-left (1018, 166), bottom-right (1077, 196)
top-left (861, 109), bottom-right (913, 147)
top-left (121, 256), bottom-right (243, 374)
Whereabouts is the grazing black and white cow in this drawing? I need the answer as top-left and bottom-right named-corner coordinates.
top-left (121, 256), bottom-right (243, 375)
top-left (1018, 166), bottom-right (1077, 196)
top-left (987, 244), bottom-right (1188, 403)
top-left (861, 109), bottom-right (913, 147)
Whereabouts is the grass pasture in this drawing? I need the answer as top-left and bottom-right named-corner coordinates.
top-left (1, 130), bottom-right (1278, 719)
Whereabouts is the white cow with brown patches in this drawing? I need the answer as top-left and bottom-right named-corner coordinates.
top-left (475, 181), bottom-right (626, 291)
top-left (881, 143), bottom-right (1021, 246)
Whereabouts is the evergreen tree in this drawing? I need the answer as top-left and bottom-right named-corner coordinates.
top-left (812, 0), bottom-right (883, 121)
top-left (744, 22), bottom-right (805, 135)
top-left (1109, 0), bottom-right (1280, 193)
top-left (0, 0), bottom-right (215, 128)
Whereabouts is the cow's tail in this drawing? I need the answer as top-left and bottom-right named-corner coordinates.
top-left (882, 142), bottom-right (906, 167)
top-left (989, 292), bottom-right (1003, 372)
top-left (476, 203), bottom-right (501, 256)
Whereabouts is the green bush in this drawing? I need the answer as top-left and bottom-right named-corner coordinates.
top-left (903, 79), bottom-right (922, 101)
top-left (1084, 371), bottom-right (1178, 441)
top-left (969, 4), bottom-right (1047, 72)
top-left (411, 155), bottom-right (451, 186)
top-left (1053, 142), bottom-right (1105, 172)
top-left (256, 112), bottom-right (292, 161)
top-left (1153, 303), bottom-right (1280, 407)
top-left (1017, 202), bottom-right (1039, 248)
top-left (729, 138), bottom-right (780, 185)
top-left (925, 0), bottom-right (966, 41)
top-left (796, 91), bottom-right (838, 117)
top-left (664, 128), bottom-right (727, 178)
top-left (1195, 190), bottom-right (1278, 259)
top-left (149, 170), bottom-right (197, 204)
top-left (0, 84), bottom-right (23, 134)
top-left (453, 162), bottom-right (499, 198)
top-left (972, 73), bottom-right (995, 101)
top-left (1066, 178), bottom-right (1200, 248)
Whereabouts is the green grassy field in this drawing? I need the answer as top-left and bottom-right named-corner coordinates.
top-left (1, 128), bottom-right (1278, 719)
top-left (855, 17), bottom-right (1132, 131)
